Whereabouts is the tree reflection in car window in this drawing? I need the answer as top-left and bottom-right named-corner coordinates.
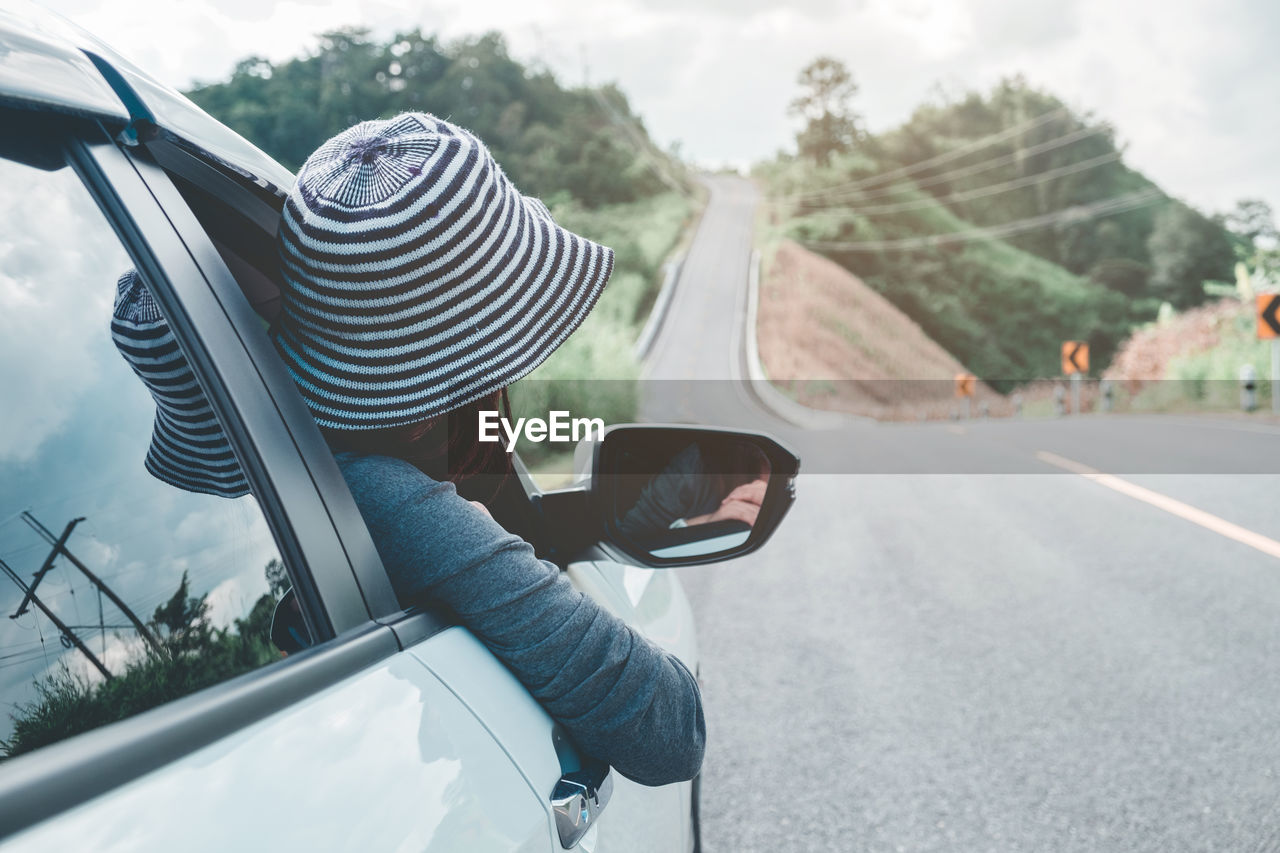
top-left (0, 145), bottom-right (286, 760)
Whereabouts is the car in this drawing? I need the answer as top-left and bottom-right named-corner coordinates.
top-left (0, 5), bottom-right (798, 851)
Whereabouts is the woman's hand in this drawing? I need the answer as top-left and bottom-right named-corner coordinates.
top-left (723, 478), bottom-right (767, 507)
top-left (687, 499), bottom-right (759, 527)
top-left (685, 476), bottom-right (768, 527)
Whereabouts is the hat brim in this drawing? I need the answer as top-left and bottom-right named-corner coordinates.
top-left (274, 125), bottom-right (616, 431)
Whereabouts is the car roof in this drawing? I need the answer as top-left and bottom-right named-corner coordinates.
top-left (0, 1), bottom-right (294, 197)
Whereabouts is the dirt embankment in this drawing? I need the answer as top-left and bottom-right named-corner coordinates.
top-left (756, 239), bottom-right (1010, 420)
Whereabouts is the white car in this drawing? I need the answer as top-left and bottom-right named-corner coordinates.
top-left (0, 5), bottom-right (798, 851)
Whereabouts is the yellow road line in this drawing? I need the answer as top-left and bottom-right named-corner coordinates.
top-left (1036, 450), bottom-right (1280, 560)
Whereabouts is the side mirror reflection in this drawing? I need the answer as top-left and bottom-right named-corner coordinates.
top-left (592, 426), bottom-right (799, 567)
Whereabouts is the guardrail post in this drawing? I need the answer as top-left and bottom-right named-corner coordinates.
top-left (1240, 363), bottom-right (1258, 412)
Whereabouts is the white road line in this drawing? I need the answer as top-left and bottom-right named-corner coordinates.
top-left (1036, 450), bottom-right (1280, 560)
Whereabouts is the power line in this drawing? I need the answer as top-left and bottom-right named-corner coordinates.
top-left (0, 556), bottom-right (111, 681)
top-left (796, 151), bottom-right (1124, 215)
top-left (19, 512), bottom-right (161, 656)
top-left (801, 188), bottom-right (1165, 253)
top-left (782, 107), bottom-right (1074, 199)
top-left (775, 124), bottom-right (1108, 204)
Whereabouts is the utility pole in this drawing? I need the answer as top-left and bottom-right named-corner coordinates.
top-left (0, 557), bottom-right (112, 681)
top-left (20, 511), bottom-right (161, 655)
top-left (11, 517), bottom-right (81, 618)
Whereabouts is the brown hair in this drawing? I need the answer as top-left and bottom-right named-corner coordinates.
top-left (322, 388), bottom-right (514, 496)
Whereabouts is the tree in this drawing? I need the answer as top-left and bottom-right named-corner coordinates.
top-left (184, 30), bottom-right (674, 208)
top-left (1222, 198), bottom-right (1280, 285)
top-left (264, 558), bottom-right (290, 598)
top-left (1088, 258), bottom-right (1150, 298)
top-left (1146, 203), bottom-right (1236, 309)
top-left (788, 57), bottom-right (861, 166)
top-left (1223, 198), bottom-right (1278, 247)
top-left (2, 571), bottom-right (282, 760)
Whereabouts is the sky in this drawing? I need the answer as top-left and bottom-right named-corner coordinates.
top-left (33, 0), bottom-right (1280, 217)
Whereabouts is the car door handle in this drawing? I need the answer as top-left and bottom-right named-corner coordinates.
top-left (550, 759), bottom-right (613, 848)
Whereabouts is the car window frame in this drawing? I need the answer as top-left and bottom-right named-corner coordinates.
top-left (0, 112), bottom-right (412, 840)
top-left (132, 135), bottom-right (457, 646)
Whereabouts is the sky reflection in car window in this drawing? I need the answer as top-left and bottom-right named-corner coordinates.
top-left (0, 154), bottom-right (280, 754)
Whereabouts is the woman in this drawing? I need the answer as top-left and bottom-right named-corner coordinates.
top-left (270, 112), bottom-right (704, 787)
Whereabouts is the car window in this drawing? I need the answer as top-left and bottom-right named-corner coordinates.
top-left (0, 129), bottom-right (289, 761)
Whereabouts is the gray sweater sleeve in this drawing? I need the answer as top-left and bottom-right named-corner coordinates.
top-left (334, 451), bottom-right (706, 787)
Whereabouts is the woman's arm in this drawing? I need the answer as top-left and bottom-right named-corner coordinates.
top-left (335, 452), bottom-right (706, 787)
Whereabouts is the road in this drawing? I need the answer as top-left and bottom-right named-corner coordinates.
top-left (645, 175), bottom-right (1280, 852)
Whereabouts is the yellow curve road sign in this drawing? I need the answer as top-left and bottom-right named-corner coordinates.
top-left (1258, 294), bottom-right (1280, 340)
top-left (955, 373), bottom-right (976, 398)
top-left (1062, 341), bottom-right (1089, 375)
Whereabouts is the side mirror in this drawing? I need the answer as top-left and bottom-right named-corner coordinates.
top-left (536, 424), bottom-right (799, 568)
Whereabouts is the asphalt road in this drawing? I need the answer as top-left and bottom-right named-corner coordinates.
top-left (647, 175), bottom-right (1280, 852)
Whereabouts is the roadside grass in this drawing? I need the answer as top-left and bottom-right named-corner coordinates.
top-left (509, 190), bottom-right (702, 471)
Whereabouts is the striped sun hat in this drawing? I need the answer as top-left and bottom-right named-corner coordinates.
top-left (111, 270), bottom-right (249, 499)
top-left (273, 112), bottom-right (615, 430)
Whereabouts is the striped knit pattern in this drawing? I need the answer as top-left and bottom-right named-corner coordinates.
top-left (111, 270), bottom-right (249, 498)
top-left (273, 112), bottom-right (615, 430)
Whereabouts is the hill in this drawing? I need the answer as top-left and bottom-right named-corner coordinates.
top-left (757, 76), bottom-right (1237, 387)
top-left (757, 239), bottom-right (1006, 418)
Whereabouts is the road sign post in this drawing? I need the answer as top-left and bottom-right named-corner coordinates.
top-left (1061, 341), bottom-right (1088, 415)
top-left (1273, 339), bottom-right (1280, 415)
top-left (1255, 294), bottom-right (1280, 414)
top-left (954, 373), bottom-right (975, 419)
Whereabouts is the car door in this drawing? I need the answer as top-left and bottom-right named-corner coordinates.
top-left (564, 554), bottom-right (699, 853)
top-left (0, 109), bottom-right (555, 851)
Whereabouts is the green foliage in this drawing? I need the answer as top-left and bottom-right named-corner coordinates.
top-left (183, 28), bottom-right (703, 448)
top-left (185, 30), bottom-right (679, 208)
top-left (1167, 307), bottom-right (1274, 384)
top-left (1089, 258), bottom-right (1151, 297)
top-left (788, 57), bottom-right (862, 166)
top-left (1222, 199), bottom-right (1280, 286)
top-left (1146, 204), bottom-right (1237, 309)
top-left (763, 73), bottom-right (1242, 381)
top-left (1, 566), bottom-right (281, 760)
top-left (507, 191), bottom-right (696, 462)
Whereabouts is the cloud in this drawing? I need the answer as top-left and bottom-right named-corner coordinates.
top-left (31, 0), bottom-right (1280, 214)
top-left (0, 164), bottom-right (127, 462)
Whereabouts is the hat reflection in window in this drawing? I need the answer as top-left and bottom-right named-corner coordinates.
top-left (111, 269), bottom-right (310, 653)
top-left (111, 269), bottom-right (249, 498)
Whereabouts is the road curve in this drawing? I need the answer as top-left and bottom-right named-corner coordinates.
top-left (645, 175), bottom-right (1280, 852)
